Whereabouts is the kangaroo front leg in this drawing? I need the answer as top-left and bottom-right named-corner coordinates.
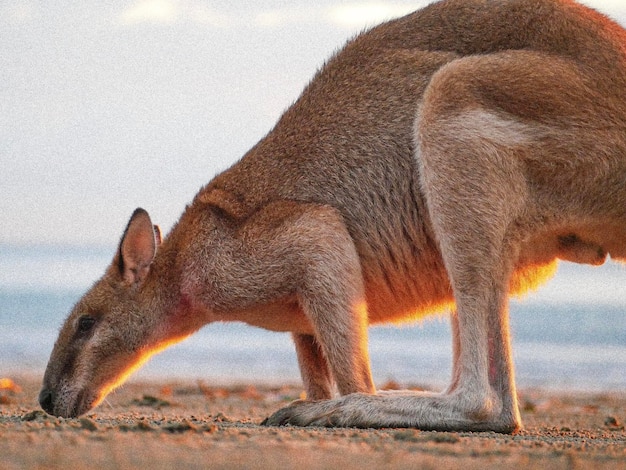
top-left (234, 201), bottom-right (375, 398)
top-left (292, 333), bottom-right (333, 400)
top-left (293, 207), bottom-right (376, 396)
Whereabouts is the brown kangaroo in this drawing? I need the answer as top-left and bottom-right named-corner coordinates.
top-left (40, 0), bottom-right (626, 432)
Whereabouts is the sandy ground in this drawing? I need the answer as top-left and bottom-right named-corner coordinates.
top-left (1, 376), bottom-right (624, 470)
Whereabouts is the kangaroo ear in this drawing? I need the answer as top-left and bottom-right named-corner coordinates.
top-left (153, 225), bottom-right (163, 246)
top-left (118, 208), bottom-right (158, 285)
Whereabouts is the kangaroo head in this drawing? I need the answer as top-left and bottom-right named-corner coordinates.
top-left (39, 208), bottom-right (168, 418)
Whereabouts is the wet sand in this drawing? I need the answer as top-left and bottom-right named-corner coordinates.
top-left (1, 376), bottom-right (624, 469)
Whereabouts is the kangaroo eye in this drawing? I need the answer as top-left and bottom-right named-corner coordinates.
top-left (77, 316), bottom-right (96, 335)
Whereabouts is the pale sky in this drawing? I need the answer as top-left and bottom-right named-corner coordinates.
top-left (2, 0), bottom-right (626, 246)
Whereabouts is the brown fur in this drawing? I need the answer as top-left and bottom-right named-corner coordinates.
top-left (41, 0), bottom-right (626, 432)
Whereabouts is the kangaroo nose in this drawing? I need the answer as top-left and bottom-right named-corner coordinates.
top-left (39, 388), bottom-right (55, 415)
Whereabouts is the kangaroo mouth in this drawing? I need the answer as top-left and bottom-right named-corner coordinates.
top-left (70, 389), bottom-right (98, 418)
top-left (39, 385), bottom-right (98, 418)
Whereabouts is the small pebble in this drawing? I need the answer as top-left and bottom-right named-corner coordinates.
top-left (22, 410), bottom-right (48, 422)
top-left (162, 420), bottom-right (196, 433)
top-left (393, 429), bottom-right (420, 442)
top-left (604, 416), bottom-right (623, 428)
top-left (79, 417), bottom-right (99, 431)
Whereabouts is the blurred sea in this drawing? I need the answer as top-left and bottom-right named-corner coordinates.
top-left (1, 243), bottom-right (624, 392)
